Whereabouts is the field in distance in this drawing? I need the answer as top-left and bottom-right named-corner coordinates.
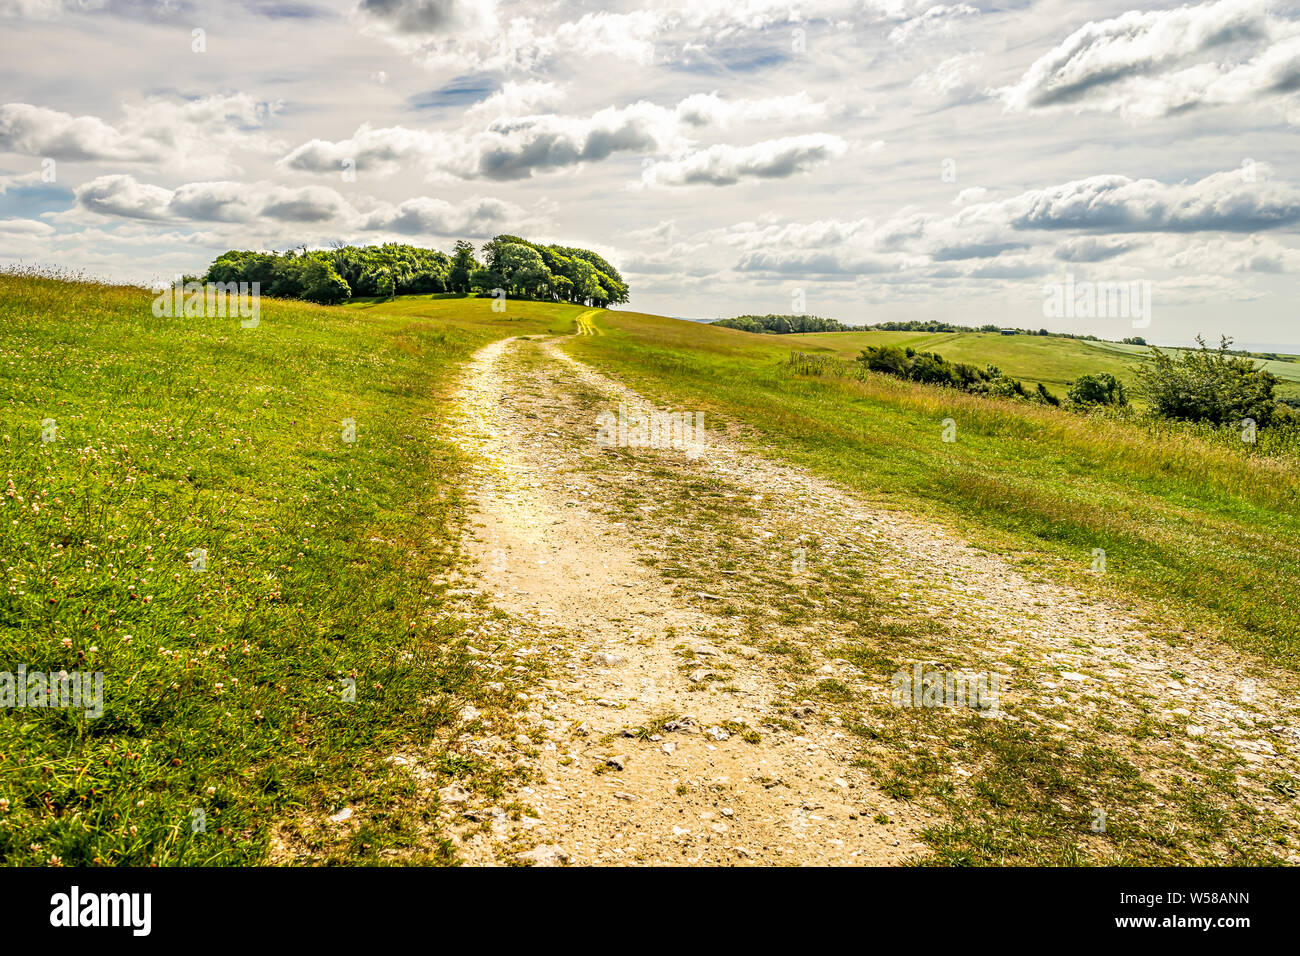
top-left (739, 326), bottom-right (1300, 403)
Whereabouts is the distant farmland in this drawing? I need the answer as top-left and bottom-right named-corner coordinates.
top-left (741, 328), bottom-right (1300, 403)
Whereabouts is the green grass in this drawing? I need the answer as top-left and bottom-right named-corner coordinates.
top-left (512, 333), bottom-right (1295, 864)
top-left (5, 277), bottom-right (1296, 867)
top-left (0, 273), bottom-right (580, 865)
top-left (568, 309), bottom-right (1300, 670)
top-left (718, 326), bottom-right (1300, 402)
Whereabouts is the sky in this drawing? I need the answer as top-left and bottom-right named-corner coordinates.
top-left (2, 0), bottom-right (1299, 347)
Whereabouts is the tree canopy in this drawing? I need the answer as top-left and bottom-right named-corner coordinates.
top-left (202, 236), bottom-right (629, 308)
top-left (1136, 336), bottom-right (1279, 426)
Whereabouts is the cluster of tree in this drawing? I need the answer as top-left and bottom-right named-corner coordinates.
top-left (712, 314), bottom-right (849, 333)
top-left (1135, 336), bottom-right (1289, 426)
top-left (1066, 372), bottom-right (1128, 408)
top-left (205, 244), bottom-right (457, 304)
top-left (857, 345), bottom-right (1060, 405)
top-left (866, 320), bottom-right (982, 333)
top-left (202, 236), bottom-right (629, 307)
top-left (468, 236), bottom-right (629, 307)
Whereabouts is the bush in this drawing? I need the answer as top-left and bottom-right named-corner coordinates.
top-left (1136, 336), bottom-right (1279, 426)
top-left (855, 345), bottom-right (1059, 404)
top-left (1067, 372), bottom-right (1128, 408)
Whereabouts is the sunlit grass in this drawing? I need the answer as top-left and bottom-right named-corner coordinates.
top-left (568, 309), bottom-right (1300, 668)
top-left (0, 271), bottom-right (580, 865)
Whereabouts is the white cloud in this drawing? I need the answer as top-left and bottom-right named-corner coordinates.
top-left (640, 134), bottom-right (849, 187)
top-left (464, 81), bottom-right (566, 120)
top-left (888, 4), bottom-right (978, 45)
top-left (913, 51), bottom-right (984, 101)
top-left (361, 195), bottom-right (532, 236)
top-left (0, 95), bottom-right (283, 176)
top-left (1001, 0), bottom-right (1300, 120)
top-left (674, 92), bottom-right (827, 126)
top-left (0, 217), bottom-right (54, 235)
top-left (72, 172), bottom-right (537, 237)
top-left (282, 92), bottom-right (834, 183)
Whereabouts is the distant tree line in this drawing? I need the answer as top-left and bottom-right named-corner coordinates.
top-left (711, 314), bottom-right (850, 333)
top-left (863, 319), bottom-right (1116, 342)
top-left (202, 236), bottom-right (629, 308)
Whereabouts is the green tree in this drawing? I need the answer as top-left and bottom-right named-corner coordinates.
top-left (1136, 336), bottom-right (1278, 425)
top-left (1067, 372), bottom-right (1128, 407)
top-left (298, 258), bottom-right (352, 305)
top-left (448, 240), bottom-right (479, 293)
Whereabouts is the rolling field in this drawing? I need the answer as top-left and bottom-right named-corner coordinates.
top-left (733, 327), bottom-right (1300, 402)
top-left (0, 274), bottom-right (579, 865)
top-left (4, 277), bottom-right (1299, 867)
top-left (571, 310), bottom-right (1300, 668)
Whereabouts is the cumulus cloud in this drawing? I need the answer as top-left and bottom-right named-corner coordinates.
top-left (913, 51), bottom-right (984, 101)
top-left (351, 0), bottom-right (874, 71)
top-left (717, 165), bottom-right (1300, 279)
top-left (0, 95), bottom-right (283, 176)
top-left (0, 0), bottom-right (64, 18)
top-left (0, 103), bottom-right (142, 162)
top-left (76, 174), bottom-right (175, 219)
top-left (361, 195), bottom-right (529, 235)
top-left (280, 105), bottom-right (674, 181)
top-left (673, 91), bottom-right (826, 126)
top-left (463, 80), bottom-right (566, 120)
top-left (72, 172), bottom-right (533, 236)
top-left (553, 10), bottom-right (660, 65)
top-left (640, 134), bottom-right (849, 187)
top-left (76, 175), bottom-right (350, 223)
top-left (988, 166), bottom-right (1300, 233)
top-left (353, 0), bottom-right (496, 36)
top-left (888, 4), bottom-right (978, 45)
top-left (1001, 0), bottom-right (1300, 119)
top-left (0, 217), bottom-right (55, 235)
top-left (1053, 236), bottom-right (1139, 262)
top-left (281, 92), bottom-right (833, 183)
top-left (353, 0), bottom-right (661, 70)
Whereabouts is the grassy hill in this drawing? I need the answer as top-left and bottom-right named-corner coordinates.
top-left (0, 273), bottom-right (579, 865)
top-left (722, 327), bottom-right (1300, 403)
top-left (3, 276), bottom-right (1297, 866)
top-left (569, 308), bottom-right (1300, 669)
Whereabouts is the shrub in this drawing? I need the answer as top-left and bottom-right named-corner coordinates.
top-left (1136, 336), bottom-right (1279, 426)
top-left (1067, 372), bottom-right (1128, 408)
top-left (854, 345), bottom-right (1059, 404)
